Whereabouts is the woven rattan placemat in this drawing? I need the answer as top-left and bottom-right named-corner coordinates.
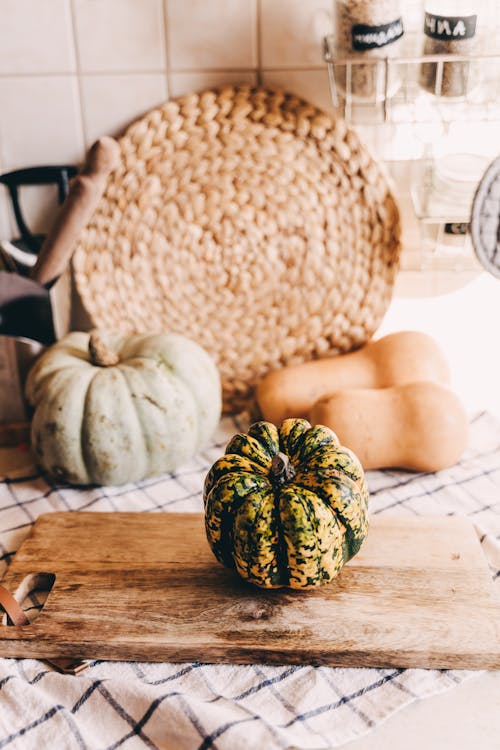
top-left (73, 85), bottom-right (401, 411)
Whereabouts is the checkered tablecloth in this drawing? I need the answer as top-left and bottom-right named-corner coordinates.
top-left (0, 412), bottom-right (499, 750)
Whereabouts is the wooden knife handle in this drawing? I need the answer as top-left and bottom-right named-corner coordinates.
top-left (0, 583), bottom-right (29, 625)
top-left (31, 136), bottom-right (120, 287)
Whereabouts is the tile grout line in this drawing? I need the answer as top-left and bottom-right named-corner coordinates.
top-left (161, 0), bottom-right (171, 100)
top-left (0, 67), bottom-right (328, 79)
top-left (68, 0), bottom-right (87, 154)
top-left (256, 0), bottom-right (263, 85)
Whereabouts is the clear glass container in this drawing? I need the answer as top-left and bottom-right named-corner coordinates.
top-left (333, 0), bottom-right (404, 102)
top-left (419, 0), bottom-right (481, 98)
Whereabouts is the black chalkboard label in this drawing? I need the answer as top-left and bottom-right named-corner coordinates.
top-left (351, 18), bottom-right (404, 51)
top-left (424, 13), bottom-right (477, 41)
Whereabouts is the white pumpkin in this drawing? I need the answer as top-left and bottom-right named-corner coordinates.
top-left (25, 330), bottom-right (221, 486)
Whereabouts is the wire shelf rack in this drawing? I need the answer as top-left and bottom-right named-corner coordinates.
top-left (323, 34), bottom-right (500, 126)
top-left (323, 34), bottom-right (500, 278)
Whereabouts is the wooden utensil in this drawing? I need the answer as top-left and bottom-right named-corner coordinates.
top-left (30, 136), bottom-right (120, 288)
top-left (0, 512), bottom-right (499, 669)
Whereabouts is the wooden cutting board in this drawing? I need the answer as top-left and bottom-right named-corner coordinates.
top-left (0, 512), bottom-right (499, 669)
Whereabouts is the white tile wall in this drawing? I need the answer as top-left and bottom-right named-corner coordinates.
top-left (167, 0), bottom-right (257, 70)
top-left (0, 0), bottom-right (76, 74)
top-left (260, 0), bottom-right (332, 68)
top-left (73, 0), bottom-right (165, 73)
top-left (0, 75), bottom-right (84, 234)
top-left (0, 76), bottom-right (84, 169)
top-left (0, 0), bottom-right (338, 236)
top-left (80, 73), bottom-right (168, 146)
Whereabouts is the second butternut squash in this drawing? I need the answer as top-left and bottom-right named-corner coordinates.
top-left (309, 381), bottom-right (468, 472)
top-left (256, 331), bottom-right (450, 425)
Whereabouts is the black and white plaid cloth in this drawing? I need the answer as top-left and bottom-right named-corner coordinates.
top-left (0, 412), bottom-right (499, 750)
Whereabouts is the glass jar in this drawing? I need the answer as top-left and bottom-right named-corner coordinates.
top-left (419, 1), bottom-right (481, 98)
top-left (333, 0), bottom-right (404, 102)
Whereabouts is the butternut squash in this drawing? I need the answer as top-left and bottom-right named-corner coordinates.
top-left (256, 331), bottom-right (450, 425)
top-left (309, 381), bottom-right (468, 472)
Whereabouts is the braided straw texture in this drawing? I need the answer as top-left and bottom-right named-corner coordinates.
top-left (73, 85), bottom-right (401, 412)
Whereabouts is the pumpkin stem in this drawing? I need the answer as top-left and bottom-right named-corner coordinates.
top-left (270, 452), bottom-right (296, 484)
top-left (88, 331), bottom-right (120, 367)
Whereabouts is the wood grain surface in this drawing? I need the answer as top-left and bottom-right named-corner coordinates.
top-left (0, 512), bottom-right (499, 669)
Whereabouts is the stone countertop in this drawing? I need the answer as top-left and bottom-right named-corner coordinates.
top-left (344, 672), bottom-right (500, 749)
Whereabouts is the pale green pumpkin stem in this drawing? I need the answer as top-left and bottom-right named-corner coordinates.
top-left (88, 331), bottom-right (120, 367)
top-left (271, 452), bottom-right (296, 484)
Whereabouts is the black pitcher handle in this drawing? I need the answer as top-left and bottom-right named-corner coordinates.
top-left (0, 165), bottom-right (78, 253)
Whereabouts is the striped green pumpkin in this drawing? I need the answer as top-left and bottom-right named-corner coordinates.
top-left (204, 418), bottom-right (369, 589)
